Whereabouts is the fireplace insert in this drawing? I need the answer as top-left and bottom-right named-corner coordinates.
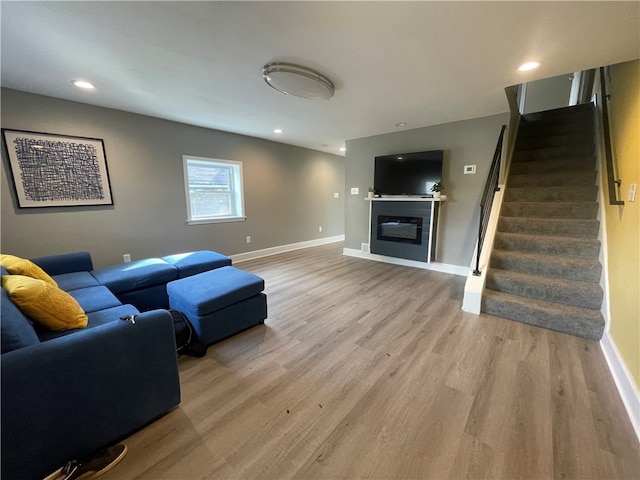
top-left (376, 215), bottom-right (423, 244)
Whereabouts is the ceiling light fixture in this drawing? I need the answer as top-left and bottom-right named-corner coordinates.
top-left (263, 62), bottom-right (334, 100)
top-left (339, 147), bottom-right (346, 152)
top-left (518, 61), bottom-right (540, 72)
top-left (395, 122), bottom-right (407, 127)
top-left (274, 128), bottom-right (283, 134)
top-left (72, 80), bottom-right (96, 89)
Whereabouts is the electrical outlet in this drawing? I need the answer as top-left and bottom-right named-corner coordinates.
top-left (246, 236), bottom-right (251, 243)
top-left (350, 187), bottom-right (359, 195)
top-left (361, 243), bottom-right (370, 253)
top-left (334, 192), bottom-right (339, 198)
top-left (319, 226), bottom-right (323, 232)
top-left (122, 254), bottom-right (131, 263)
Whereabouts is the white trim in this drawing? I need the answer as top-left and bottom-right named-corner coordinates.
top-left (462, 184), bottom-right (506, 314)
top-left (600, 332), bottom-right (640, 442)
top-left (231, 235), bottom-right (345, 263)
top-left (342, 248), bottom-right (468, 276)
top-left (187, 216), bottom-right (246, 225)
top-left (365, 195), bottom-right (447, 202)
top-left (569, 71), bottom-right (582, 106)
top-left (518, 82), bottom-right (527, 113)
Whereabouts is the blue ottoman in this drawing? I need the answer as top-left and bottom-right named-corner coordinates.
top-left (162, 251), bottom-right (231, 278)
top-left (167, 266), bottom-right (267, 345)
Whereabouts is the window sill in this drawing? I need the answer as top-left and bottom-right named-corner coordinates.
top-left (187, 216), bottom-right (247, 225)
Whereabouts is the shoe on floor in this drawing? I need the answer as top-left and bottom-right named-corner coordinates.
top-left (50, 444), bottom-right (128, 480)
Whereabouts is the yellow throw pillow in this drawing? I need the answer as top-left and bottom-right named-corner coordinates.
top-left (2, 275), bottom-right (87, 331)
top-left (0, 254), bottom-right (58, 287)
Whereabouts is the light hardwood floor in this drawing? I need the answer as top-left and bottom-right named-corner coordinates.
top-left (105, 243), bottom-right (639, 479)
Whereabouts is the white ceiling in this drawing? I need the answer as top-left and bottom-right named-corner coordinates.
top-left (1, 1), bottom-right (638, 156)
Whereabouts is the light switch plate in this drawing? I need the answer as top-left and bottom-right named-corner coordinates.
top-left (334, 192), bottom-right (339, 198)
top-left (350, 187), bottom-right (359, 195)
top-left (464, 164), bottom-right (476, 174)
top-left (628, 183), bottom-right (637, 202)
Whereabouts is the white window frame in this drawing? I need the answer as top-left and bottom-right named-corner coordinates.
top-left (183, 155), bottom-right (246, 225)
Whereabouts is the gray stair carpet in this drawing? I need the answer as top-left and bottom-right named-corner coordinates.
top-left (482, 103), bottom-right (605, 340)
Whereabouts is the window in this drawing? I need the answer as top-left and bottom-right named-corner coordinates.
top-left (183, 155), bottom-right (245, 224)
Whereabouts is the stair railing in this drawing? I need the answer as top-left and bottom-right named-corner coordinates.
top-left (473, 125), bottom-right (507, 276)
top-left (599, 67), bottom-right (624, 206)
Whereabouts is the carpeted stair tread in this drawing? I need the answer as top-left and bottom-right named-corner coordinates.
top-left (509, 157), bottom-right (595, 175)
top-left (516, 133), bottom-right (593, 151)
top-left (497, 217), bottom-right (599, 239)
top-left (486, 268), bottom-right (603, 309)
top-left (494, 232), bottom-right (601, 259)
top-left (517, 123), bottom-right (593, 139)
top-left (490, 249), bottom-right (602, 283)
top-left (512, 144), bottom-right (594, 162)
top-left (521, 103), bottom-right (594, 122)
top-left (507, 171), bottom-right (596, 187)
top-left (500, 201), bottom-right (598, 220)
top-left (481, 290), bottom-right (604, 341)
top-left (504, 185), bottom-right (598, 202)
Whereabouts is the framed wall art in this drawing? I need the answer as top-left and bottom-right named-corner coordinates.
top-left (2, 129), bottom-right (113, 208)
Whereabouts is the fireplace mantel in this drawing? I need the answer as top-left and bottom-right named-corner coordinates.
top-left (365, 195), bottom-right (447, 202)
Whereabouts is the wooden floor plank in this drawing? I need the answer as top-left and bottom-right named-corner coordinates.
top-left (102, 242), bottom-right (639, 479)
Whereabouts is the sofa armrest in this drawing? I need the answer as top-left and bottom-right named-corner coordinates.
top-left (1, 310), bottom-right (180, 480)
top-left (31, 251), bottom-right (94, 275)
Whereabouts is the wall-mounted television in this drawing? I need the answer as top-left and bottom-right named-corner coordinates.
top-left (374, 150), bottom-right (443, 196)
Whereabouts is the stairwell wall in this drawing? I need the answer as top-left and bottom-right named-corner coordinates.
top-left (601, 60), bottom-right (640, 387)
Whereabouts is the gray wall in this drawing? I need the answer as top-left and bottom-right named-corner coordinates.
top-left (344, 112), bottom-right (509, 267)
top-left (523, 74), bottom-right (572, 114)
top-left (1, 89), bottom-right (345, 267)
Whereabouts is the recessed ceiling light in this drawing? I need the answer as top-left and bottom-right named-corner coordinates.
top-left (72, 80), bottom-right (95, 89)
top-left (518, 62), bottom-right (540, 72)
top-left (274, 128), bottom-right (283, 134)
top-left (339, 147), bottom-right (346, 152)
top-left (395, 122), bottom-right (407, 127)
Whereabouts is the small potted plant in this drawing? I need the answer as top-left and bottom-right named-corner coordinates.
top-left (430, 181), bottom-right (443, 199)
top-left (367, 187), bottom-right (376, 199)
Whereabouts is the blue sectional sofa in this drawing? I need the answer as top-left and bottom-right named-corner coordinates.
top-left (0, 250), bottom-right (232, 480)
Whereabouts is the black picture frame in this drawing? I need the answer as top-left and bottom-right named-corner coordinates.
top-left (2, 129), bottom-right (113, 208)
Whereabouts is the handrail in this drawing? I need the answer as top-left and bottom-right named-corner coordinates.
top-left (599, 67), bottom-right (624, 206)
top-left (473, 124), bottom-right (506, 276)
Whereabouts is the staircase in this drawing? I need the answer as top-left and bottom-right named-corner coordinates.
top-left (482, 103), bottom-right (605, 340)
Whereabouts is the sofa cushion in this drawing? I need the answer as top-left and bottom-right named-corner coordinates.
top-left (37, 304), bottom-right (140, 342)
top-left (2, 275), bottom-right (88, 331)
top-left (167, 266), bottom-right (265, 317)
top-left (1, 254), bottom-right (57, 286)
top-left (53, 272), bottom-right (101, 292)
top-left (91, 258), bottom-right (177, 294)
top-left (162, 251), bottom-right (232, 278)
top-left (1, 284), bottom-right (40, 353)
top-left (68, 286), bottom-right (122, 313)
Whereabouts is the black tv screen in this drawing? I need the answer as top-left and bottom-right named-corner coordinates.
top-left (374, 150), bottom-right (443, 196)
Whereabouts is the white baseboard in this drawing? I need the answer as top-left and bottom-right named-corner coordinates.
top-left (342, 248), bottom-right (468, 277)
top-left (231, 235), bottom-right (344, 263)
top-left (600, 332), bottom-right (640, 442)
